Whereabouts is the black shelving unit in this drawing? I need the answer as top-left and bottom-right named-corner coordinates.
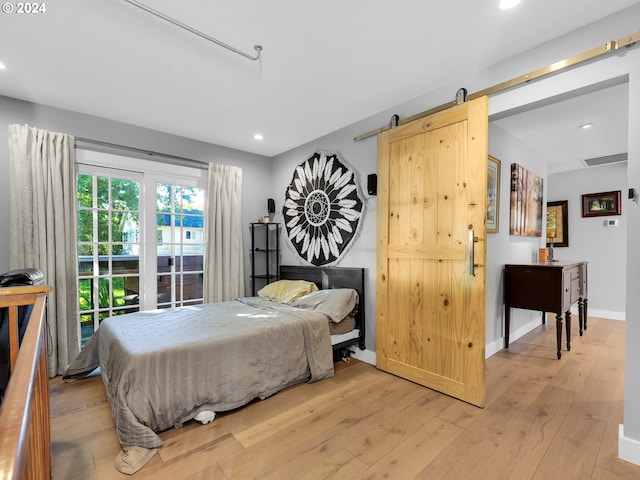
top-left (250, 222), bottom-right (281, 296)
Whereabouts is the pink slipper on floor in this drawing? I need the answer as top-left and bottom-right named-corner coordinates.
top-left (115, 445), bottom-right (159, 475)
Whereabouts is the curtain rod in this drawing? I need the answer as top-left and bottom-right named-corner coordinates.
top-left (354, 30), bottom-right (640, 142)
top-left (74, 137), bottom-right (209, 171)
top-left (123, 0), bottom-right (263, 61)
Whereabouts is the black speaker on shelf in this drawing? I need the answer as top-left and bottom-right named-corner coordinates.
top-left (367, 174), bottom-right (377, 196)
top-left (267, 198), bottom-right (275, 214)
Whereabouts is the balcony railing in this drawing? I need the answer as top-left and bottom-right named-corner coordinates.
top-left (77, 255), bottom-right (204, 341)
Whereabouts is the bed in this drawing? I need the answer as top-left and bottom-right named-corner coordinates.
top-left (279, 265), bottom-right (366, 360)
top-left (63, 265), bottom-right (365, 474)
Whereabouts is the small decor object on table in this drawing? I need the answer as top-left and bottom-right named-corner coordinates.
top-left (547, 230), bottom-right (556, 262)
top-left (538, 248), bottom-right (549, 262)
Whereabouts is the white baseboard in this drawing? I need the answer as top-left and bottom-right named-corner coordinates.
top-left (485, 309), bottom-right (626, 359)
top-left (349, 348), bottom-right (376, 365)
top-left (486, 317), bottom-right (542, 358)
top-left (619, 424), bottom-right (640, 466)
top-left (570, 306), bottom-right (625, 321)
top-left (486, 338), bottom-right (503, 358)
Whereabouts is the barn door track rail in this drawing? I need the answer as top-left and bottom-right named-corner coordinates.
top-left (355, 30), bottom-right (640, 142)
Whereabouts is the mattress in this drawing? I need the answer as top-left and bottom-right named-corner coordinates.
top-left (64, 296), bottom-right (334, 449)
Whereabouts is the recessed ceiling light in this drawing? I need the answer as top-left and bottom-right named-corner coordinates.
top-left (580, 123), bottom-right (593, 129)
top-left (0, 61), bottom-right (6, 70)
top-left (253, 133), bottom-right (264, 140)
top-left (499, 0), bottom-right (521, 9)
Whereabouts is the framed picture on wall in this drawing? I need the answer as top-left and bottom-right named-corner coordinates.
top-left (487, 155), bottom-right (501, 233)
top-left (546, 200), bottom-right (569, 247)
top-left (581, 190), bottom-right (621, 217)
top-left (510, 163), bottom-right (543, 237)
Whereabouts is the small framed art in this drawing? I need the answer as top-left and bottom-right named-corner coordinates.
top-left (581, 190), bottom-right (621, 217)
top-left (546, 200), bottom-right (568, 247)
top-left (487, 155), bottom-right (501, 233)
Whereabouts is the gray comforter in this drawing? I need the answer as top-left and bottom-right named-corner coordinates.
top-left (63, 297), bottom-right (334, 448)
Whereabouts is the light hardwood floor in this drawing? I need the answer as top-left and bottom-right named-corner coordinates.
top-left (50, 316), bottom-right (640, 479)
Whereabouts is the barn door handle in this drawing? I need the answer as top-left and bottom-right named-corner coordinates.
top-left (468, 229), bottom-right (475, 276)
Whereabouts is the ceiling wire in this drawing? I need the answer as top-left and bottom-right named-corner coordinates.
top-left (122, 0), bottom-right (263, 61)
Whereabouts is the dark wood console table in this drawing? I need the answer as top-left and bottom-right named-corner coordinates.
top-left (504, 261), bottom-right (588, 359)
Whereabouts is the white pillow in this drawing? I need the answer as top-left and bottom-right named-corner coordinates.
top-left (291, 288), bottom-right (358, 323)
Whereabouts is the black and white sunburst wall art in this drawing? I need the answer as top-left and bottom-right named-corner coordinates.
top-left (283, 151), bottom-right (364, 266)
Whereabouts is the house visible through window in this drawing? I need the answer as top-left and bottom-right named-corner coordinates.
top-left (76, 150), bottom-right (207, 344)
top-left (155, 183), bottom-right (205, 309)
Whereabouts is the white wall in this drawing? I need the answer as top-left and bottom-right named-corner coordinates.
top-left (473, 108), bottom-right (629, 356)
top-left (271, 4), bottom-right (640, 355)
top-left (622, 54), bottom-right (640, 456)
top-left (548, 162), bottom-right (628, 318)
top-left (0, 95), bottom-right (272, 292)
top-left (269, 122), bottom-right (379, 349)
top-left (485, 123), bottom-right (548, 355)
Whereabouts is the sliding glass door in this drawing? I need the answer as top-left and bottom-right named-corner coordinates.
top-left (77, 168), bottom-right (143, 342)
top-left (76, 151), bottom-right (207, 343)
top-left (156, 183), bottom-right (205, 309)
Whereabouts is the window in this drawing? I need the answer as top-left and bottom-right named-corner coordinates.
top-left (155, 183), bottom-right (205, 309)
top-left (76, 150), bottom-right (207, 343)
top-left (77, 170), bottom-right (142, 343)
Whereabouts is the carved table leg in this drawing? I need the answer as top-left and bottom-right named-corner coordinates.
top-left (556, 313), bottom-right (563, 360)
top-left (578, 298), bottom-right (584, 336)
top-left (565, 311), bottom-right (571, 352)
top-left (584, 298), bottom-right (588, 331)
top-left (505, 307), bottom-right (511, 349)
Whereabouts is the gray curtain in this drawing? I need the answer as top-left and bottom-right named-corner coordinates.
top-left (204, 163), bottom-right (244, 302)
top-left (8, 124), bottom-right (80, 377)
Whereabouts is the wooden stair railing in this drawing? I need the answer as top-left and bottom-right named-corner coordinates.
top-left (0, 285), bottom-right (52, 480)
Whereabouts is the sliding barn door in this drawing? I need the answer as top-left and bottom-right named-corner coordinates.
top-left (376, 97), bottom-right (488, 407)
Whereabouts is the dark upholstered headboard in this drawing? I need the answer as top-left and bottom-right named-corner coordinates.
top-left (279, 265), bottom-right (366, 349)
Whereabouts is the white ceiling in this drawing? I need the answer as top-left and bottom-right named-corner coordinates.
top-left (492, 80), bottom-right (629, 174)
top-left (0, 0), bottom-right (635, 161)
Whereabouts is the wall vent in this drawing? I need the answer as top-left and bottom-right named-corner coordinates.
top-left (582, 153), bottom-right (628, 167)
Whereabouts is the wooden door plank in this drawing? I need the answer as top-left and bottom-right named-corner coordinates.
top-left (377, 97), bottom-right (487, 407)
top-left (407, 260), bottom-right (424, 367)
top-left (376, 131), bottom-right (391, 372)
top-left (388, 104), bottom-right (469, 143)
top-left (387, 243), bottom-right (466, 259)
